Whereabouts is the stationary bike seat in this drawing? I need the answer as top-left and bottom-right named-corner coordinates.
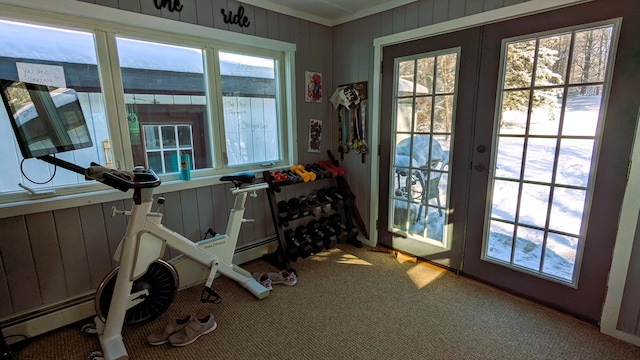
top-left (220, 172), bottom-right (255, 184)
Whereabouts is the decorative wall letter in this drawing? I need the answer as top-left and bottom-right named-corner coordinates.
top-left (221, 5), bottom-right (251, 28)
top-left (154, 0), bottom-right (183, 13)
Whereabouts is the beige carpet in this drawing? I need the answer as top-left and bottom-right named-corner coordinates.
top-left (11, 244), bottom-right (640, 359)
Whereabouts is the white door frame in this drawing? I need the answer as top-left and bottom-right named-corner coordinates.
top-left (600, 107), bottom-right (640, 346)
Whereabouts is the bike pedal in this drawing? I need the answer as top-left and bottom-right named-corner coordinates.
top-left (201, 286), bottom-right (223, 304)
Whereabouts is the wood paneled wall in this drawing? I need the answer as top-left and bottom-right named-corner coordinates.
top-left (0, 0), bottom-right (532, 321)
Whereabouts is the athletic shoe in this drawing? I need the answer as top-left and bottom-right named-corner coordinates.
top-left (268, 270), bottom-right (297, 286)
top-left (168, 314), bottom-right (217, 347)
top-left (252, 272), bottom-right (273, 291)
top-left (146, 314), bottom-right (192, 345)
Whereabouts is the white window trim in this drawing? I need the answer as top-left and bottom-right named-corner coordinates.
top-left (0, 0), bottom-right (297, 218)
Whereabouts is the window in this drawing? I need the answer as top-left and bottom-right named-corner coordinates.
top-left (0, 12), bottom-right (295, 204)
top-left (143, 124), bottom-right (194, 174)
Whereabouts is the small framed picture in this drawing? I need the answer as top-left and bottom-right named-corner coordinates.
top-left (308, 119), bottom-right (322, 152)
top-left (305, 71), bottom-right (322, 103)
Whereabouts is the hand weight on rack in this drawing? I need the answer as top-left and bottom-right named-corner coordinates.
top-left (291, 165), bottom-right (316, 182)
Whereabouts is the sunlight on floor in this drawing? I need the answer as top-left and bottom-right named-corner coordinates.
top-left (394, 252), bottom-right (447, 289)
top-left (309, 248), bottom-right (373, 265)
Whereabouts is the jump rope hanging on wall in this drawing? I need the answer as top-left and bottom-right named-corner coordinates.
top-left (330, 82), bottom-right (368, 163)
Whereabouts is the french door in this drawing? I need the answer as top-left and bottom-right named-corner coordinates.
top-left (378, 0), bottom-right (640, 322)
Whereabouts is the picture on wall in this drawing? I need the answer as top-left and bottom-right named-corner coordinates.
top-left (305, 71), bottom-right (322, 103)
top-left (308, 119), bottom-right (322, 152)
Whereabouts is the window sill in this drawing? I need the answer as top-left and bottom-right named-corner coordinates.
top-left (0, 170), bottom-right (271, 219)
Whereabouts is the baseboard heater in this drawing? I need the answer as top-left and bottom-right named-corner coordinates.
top-left (1, 237), bottom-right (278, 344)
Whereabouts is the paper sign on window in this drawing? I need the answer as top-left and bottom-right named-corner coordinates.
top-left (16, 62), bottom-right (67, 88)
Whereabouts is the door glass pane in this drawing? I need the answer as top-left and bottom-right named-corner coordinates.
top-left (390, 49), bottom-right (458, 244)
top-left (486, 220), bottom-right (514, 262)
top-left (499, 90), bottom-right (530, 135)
top-left (504, 40), bottom-right (536, 89)
top-left (483, 23), bottom-right (615, 284)
top-left (562, 86), bottom-right (602, 136)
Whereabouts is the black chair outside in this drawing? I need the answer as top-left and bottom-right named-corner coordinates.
top-left (395, 136), bottom-right (448, 223)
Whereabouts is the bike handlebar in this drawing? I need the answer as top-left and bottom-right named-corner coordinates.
top-left (86, 163), bottom-right (161, 191)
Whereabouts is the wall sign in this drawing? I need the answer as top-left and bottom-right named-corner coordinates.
top-left (221, 5), bottom-right (251, 28)
top-left (154, 0), bottom-right (183, 13)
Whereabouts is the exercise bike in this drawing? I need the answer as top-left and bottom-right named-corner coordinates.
top-left (39, 157), bottom-right (269, 360)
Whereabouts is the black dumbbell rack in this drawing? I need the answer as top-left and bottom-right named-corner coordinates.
top-left (262, 158), bottom-right (368, 273)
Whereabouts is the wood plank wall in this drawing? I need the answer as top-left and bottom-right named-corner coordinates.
top-left (0, 0), bottom-right (530, 321)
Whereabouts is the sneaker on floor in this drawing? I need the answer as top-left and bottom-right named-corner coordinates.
top-left (252, 272), bottom-right (273, 291)
top-left (146, 314), bottom-right (192, 346)
top-left (268, 270), bottom-right (297, 286)
top-left (168, 314), bottom-right (217, 347)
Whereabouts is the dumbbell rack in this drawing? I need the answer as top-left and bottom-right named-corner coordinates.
top-left (262, 159), bottom-right (368, 273)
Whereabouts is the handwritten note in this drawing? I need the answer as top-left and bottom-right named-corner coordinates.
top-left (16, 62), bottom-right (67, 88)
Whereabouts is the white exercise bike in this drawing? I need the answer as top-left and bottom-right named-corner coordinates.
top-left (40, 157), bottom-right (269, 360)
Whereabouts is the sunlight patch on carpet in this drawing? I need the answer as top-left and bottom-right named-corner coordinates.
top-left (309, 248), bottom-right (372, 265)
top-left (406, 264), bottom-right (444, 289)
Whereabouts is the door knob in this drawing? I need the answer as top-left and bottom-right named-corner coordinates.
top-left (476, 144), bottom-right (487, 153)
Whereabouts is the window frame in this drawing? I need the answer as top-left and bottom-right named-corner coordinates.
top-left (0, 1), bottom-right (297, 216)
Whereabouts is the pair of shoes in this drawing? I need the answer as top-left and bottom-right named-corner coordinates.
top-left (268, 270), bottom-right (297, 286)
top-left (147, 314), bottom-right (217, 347)
top-left (147, 315), bottom-right (192, 346)
top-left (252, 272), bottom-right (273, 291)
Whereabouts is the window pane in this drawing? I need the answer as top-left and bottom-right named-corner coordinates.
top-left (116, 37), bottom-right (211, 171)
top-left (0, 20), bottom-right (110, 194)
top-left (499, 90), bottom-right (530, 135)
top-left (435, 53), bottom-right (457, 94)
top-left (535, 34), bottom-right (571, 86)
top-left (523, 137), bottom-right (556, 183)
top-left (398, 60), bottom-right (415, 97)
top-left (219, 52), bottom-right (279, 166)
top-left (504, 40), bottom-right (536, 89)
top-left (569, 26), bottom-right (613, 84)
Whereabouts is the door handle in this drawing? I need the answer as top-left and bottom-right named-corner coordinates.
top-left (474, 163), bottom-right (492, 173)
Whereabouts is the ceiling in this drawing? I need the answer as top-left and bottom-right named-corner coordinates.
top-left (239, 0), bottom-right (417, 26)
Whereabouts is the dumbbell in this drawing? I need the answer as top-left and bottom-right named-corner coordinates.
top-left (308, 220), bottom-right (334, 251)
top-left (305, 220), bottom-right (326, 253)
top-left (306, 164), bottom-right (330, 179)
top-left (284, 169), bottom-right (302, 183)
top-left (328, 213), bottom-right (360, 247)
top-left (315, 188), bottom-right (333, 214)
top-left (296, 195), bottom-right (313, 217)
top-left (318, 217), bottom-right (338, 249)
top-left (328, 213), bottom-right (349, 243)
top-left (270, 170), bottom-right (288, 182)
top-left (287, 198), bottom-right (301, 220)
top-left (284, 229), bottom-right (300, 262)
top-left (294, 226), bottom-right (314, 258)
top-left (305, 194), bottom-right (323, 217)
top-left (318, 160), bottom-right (345, 177)
top-left (291, 165), bottom-right (316, 182)
top-left (277, 200), bottom-right (290, 227)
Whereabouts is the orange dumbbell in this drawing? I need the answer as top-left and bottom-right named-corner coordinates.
top-left (290, 165), bottom-right (316, 182)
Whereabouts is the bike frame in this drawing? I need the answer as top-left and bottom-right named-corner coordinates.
top-left (97, 181), bottom-right (269, 360)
